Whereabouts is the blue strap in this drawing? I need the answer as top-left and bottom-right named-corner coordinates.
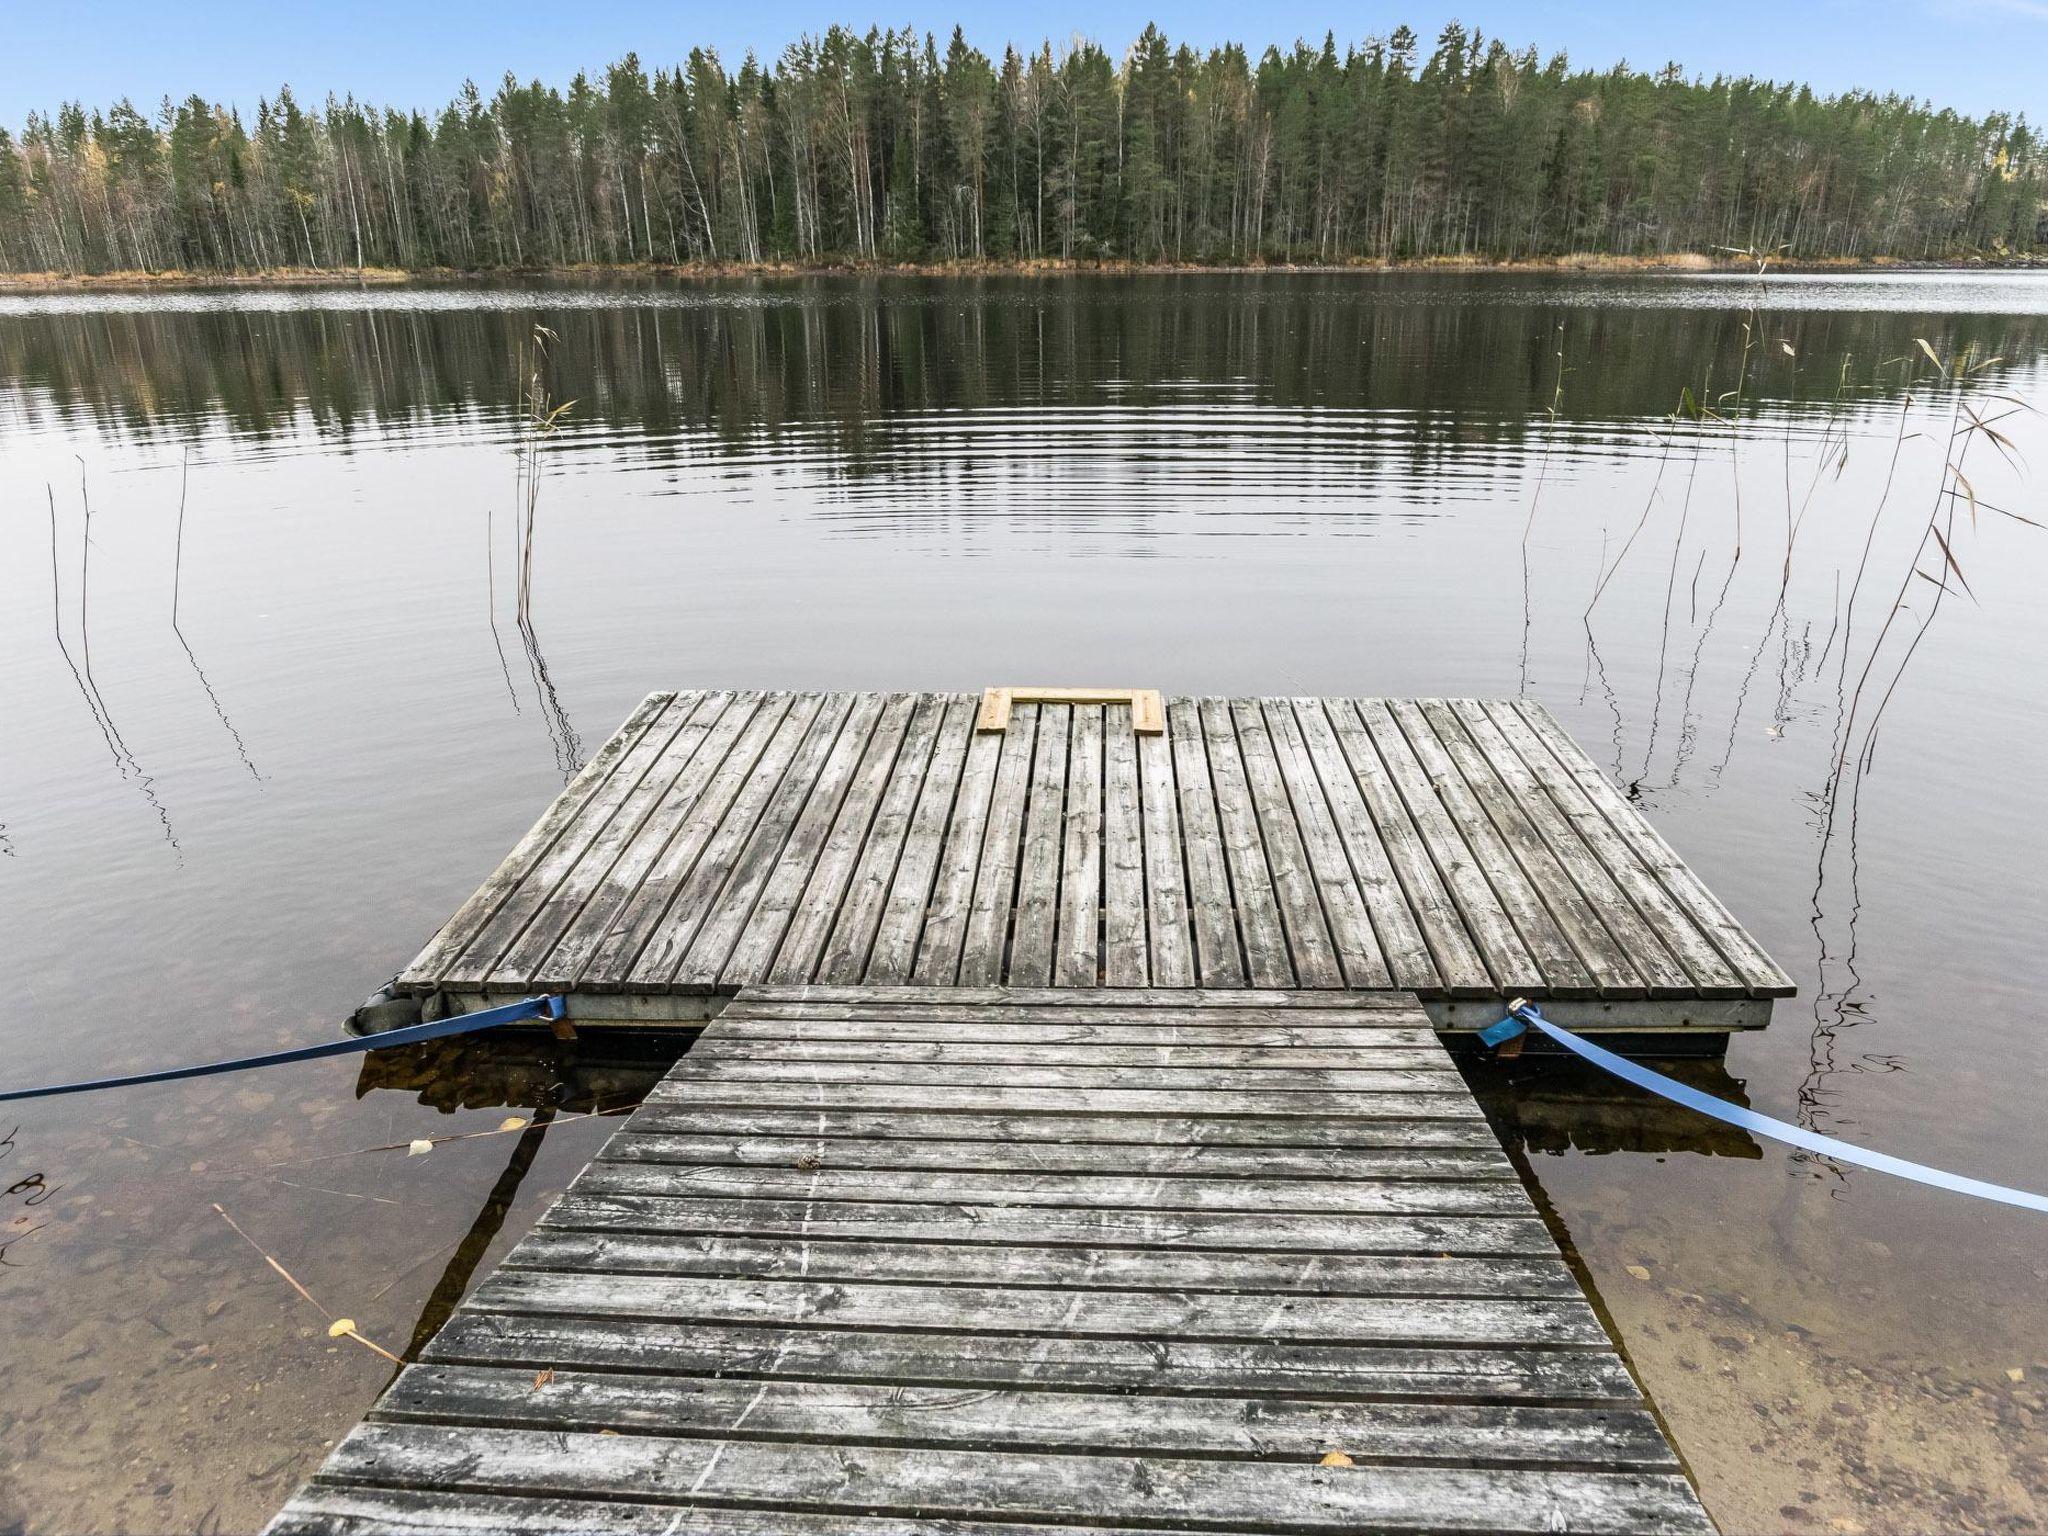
top-left (1491, 1003), bottom-right (2048, 1214)
top-left (0, 995), bottom-right (566, 1104)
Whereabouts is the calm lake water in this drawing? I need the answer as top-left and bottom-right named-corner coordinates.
top-left (2, 270), bottom-right (2046, 1534)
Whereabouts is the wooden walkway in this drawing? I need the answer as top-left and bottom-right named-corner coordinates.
top-left (394, 691), bottom-right (1790, 1035)
top-left (272, 988), bottom-right (1712, 1535)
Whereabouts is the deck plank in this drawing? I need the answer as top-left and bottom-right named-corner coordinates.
top-left (1167, 695), bottom-right (1246, 986)
top-left (1200, 697), bottom-right (1294, 987)
top-left (626, 694), bottom-right (829, 990)
top-left (670, 694), bottom-right (859, 989)
top-left (275, 987), bottom-right (1709, 1535)
top-left (955, 702), bottom-right (1040, 987)
top-left (766, 694), bottom-right (918, 983)
top-left (1056, 705), bottom-right (1105, 986)
top-left (1101, 710), bottom-right (1149, 985)
top-left (816, 694), bottom-right (949, 985)
top-left (866, 698), bottom-right (978, 983)
top-left (1512, 699), bottom-right (1794, 996)
top-left (392, 689), bottom-right (1787, 1018)
top-left (576, 693), bottom-right (793, 988)
top-left (716, 692), bottom-right (888, 986)
top-left (908, 719), bottom-right (1005, 986)
top-left (1006, 703), bottom-right (1070, 986)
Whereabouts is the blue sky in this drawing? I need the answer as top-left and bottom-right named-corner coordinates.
top-left (6, 1), bottom-right (2043, 125)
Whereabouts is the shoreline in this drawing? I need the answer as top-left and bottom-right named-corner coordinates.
top-left (2, 252), bottom-right (2044, 294)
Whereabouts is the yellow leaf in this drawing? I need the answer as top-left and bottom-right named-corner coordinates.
top-left (1626, 1264), bottom-right (1652, 1282)
top-left (498, 1117), bottom-right (531, 1133)
top-left (327, 1319), bottom-right (356, 1338)
top-left (407, 1139), bottom-right (434, 1157)
top-left (1319, 1451), bottom-right (1354, 1468)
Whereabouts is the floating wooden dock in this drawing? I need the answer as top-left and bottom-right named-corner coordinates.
top-left (272, 987), bottom-right (1714, 1535)
top-left (390, 690), bottom-right (1791, 1041)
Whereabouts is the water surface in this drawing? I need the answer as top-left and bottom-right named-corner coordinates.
top-left (2, 271), bottom-right (2045, 1534)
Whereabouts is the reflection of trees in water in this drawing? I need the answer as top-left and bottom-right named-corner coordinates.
top-left (0, 281), bottom-right (2034, 466)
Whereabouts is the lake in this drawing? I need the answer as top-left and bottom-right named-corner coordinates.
top-left (1, 269), bottom-right (2045, 1534)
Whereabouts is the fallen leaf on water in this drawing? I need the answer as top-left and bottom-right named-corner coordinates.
top-left (327, 1319), bottom-right (357, 1339)
top-left (533, 1369), bottom-right (556, 1390)
top-left (1319, 1451), bottom-right (1354, 1468)
top-left (407, 1139), bottom-right (434, 1157)
top-left (1625, 1264), bottom-right (1652, 1282)
top-left (2008, 1367), bottom-right (2026, 1383)
top-left (499, 1117), bottom-right (530, 1133)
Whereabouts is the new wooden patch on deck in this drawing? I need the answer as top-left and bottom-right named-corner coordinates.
top-left (268, 988), bottom-right (1713, 1536)
top-left (395, 691), bottom-right (1790, 1022)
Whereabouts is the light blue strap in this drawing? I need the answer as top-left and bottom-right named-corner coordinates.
top-left (1498, 1003), bottom-right (2048, 1214)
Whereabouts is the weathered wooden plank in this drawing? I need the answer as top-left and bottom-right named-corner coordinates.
top-left (1345, 699), bottom-right (1537, 993)
top-left (442, 694), bottom-right (701, 986)
top-left (492, 694), bottom-right (735, 988)
top-left (1006, 703), bottom-right (1070, 986)
top-left (686, 1040), bottom-right (1456, 1069)
top-left (539, 1193), bottom-right (1553, 1254)
top-left (626, 694), bottom-right (830, 989)
top-left (866, 697), bottom-right (977, 983)
top-left (1512, 699), bottom-right (1794, 995)
top-left (1256, 697), bottom-right (1398, 990)
top-left (1473, 699), bottom-right (1743, 998)
top-left (278, 970), bottom-right (1720, 1535)
top-left (534, 693), bottom-right (750, 988)
top-left (645, 1080), bottom-right (1482, 1118)
top-left (671, 694), bottom-right (860, 988)
top-left (665, 1057), bottom-right (1468, 1093)
top-left (1411, 700), bottom-right (1648, 999)
top-left (707, 1013), bottom-right (1435, 1043)
top-left (611, 1105), bottom-right (1501, 1150)
top-left (1101, 710), bottom-right (1148, 985)
top-left (384, 1365), bottom-right (1678, 1469)
top-left (575, 1162), bottom-right (1525, 1216)
top-left (1200, 697), bottom-right (1295, 987)
top-left (1056, 705), bottom-right (1105, 986)
top-left (955, 703), bottom-right (1040, 987)
top-left (703, 1025), bottom-right (1438, 1053)
top-left (1286, 699), bottom-right (1450, 993)
top-left (272, 1486), bottom-right (1221, 1536)
top-left (464, 1271), bottom-right (1601, 1346)
top-left (1136, 720), bottom-right (1194, 985)
top-left (908, 719), bottom-right (1004, 985)
top-left (766, 693), bottom-right (917, 983)
top-left (507, 1231), bottom-right (1573, 1296)
top-left (1445, 700), bottom-right (1693, 998)
top-left (577, 694), bottom-right (793, 988)
top-left (401, 691), bottom-right (675, 986)
top-left (716, 693), bottom-right (888, 985)
top-left (816, 694), bottom-right (949, 984)
top-left (420, 1313), bottom-right (1640, 1402)
top-left (311, 1424), bottom-right (1712, 1534)
top-left (726, 985), bottom-right (1419, 1009)
top-left (1167, 696), bottom-right (1248, 986)
top-left (606, 1131), bottom-right (1509, 1178)
top-left (1232, 698), bottom-right (1349, 988)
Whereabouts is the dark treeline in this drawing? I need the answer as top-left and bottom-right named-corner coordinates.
top-left (4, 24), bottom-right (2044, 276)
